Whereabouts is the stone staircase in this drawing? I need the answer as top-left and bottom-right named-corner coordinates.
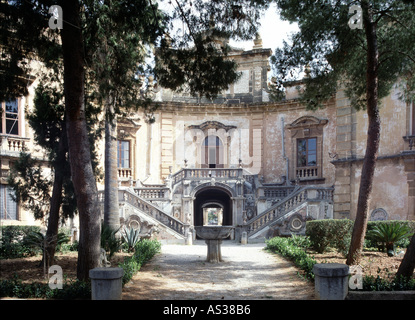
top-left (244, 186), bottom-right (334, 239)
top-left (99, 188), bottom-right (189, 241)
top-left (99, 175), bottom-right (333, 242)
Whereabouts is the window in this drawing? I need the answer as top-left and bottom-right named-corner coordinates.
top-left (1, 99), bottom-right (19, 135)
top-left (297, 138), bottom-right (317, 167)
top-left (201, 136), bottom-right (224, 168)
top-left (288, 116), bottom-right (327, 181)
top-left (0, 185), bottom-right (18, 220)
top-left (117, 140), bottom-right (130, 168)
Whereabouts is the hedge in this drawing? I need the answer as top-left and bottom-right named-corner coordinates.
top-left (305, 219), bottom-right (353, 254)
top-left (265, 235), bottom-right (316, 281)
top-left (305, 219), bottom-right (415, 254)
top-left (0, 238), bottom-right (161, 299)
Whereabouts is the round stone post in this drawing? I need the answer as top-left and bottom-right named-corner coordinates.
top-left (89, 267), bottom-right (124, 300)
top-left (240, 231), bottom-right (248, 245)
top-left (313, 263), bottom-right (349, 300)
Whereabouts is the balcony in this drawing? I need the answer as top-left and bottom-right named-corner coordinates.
top-left (0, 135), bottom-right (30, 157)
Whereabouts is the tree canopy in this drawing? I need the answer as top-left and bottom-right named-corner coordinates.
top-left (270, 0), bottom-right (415, 109)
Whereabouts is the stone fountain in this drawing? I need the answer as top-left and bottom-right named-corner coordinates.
top-left (195, 226), bottom-right (234, 263)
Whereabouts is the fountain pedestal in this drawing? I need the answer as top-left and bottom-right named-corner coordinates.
top-left (195, 226), bottom-right (234, 263)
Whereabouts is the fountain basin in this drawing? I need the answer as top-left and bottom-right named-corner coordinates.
top-left (195, 226), bottom-right (234, 240)
top-left (195, 226), bottom-right (234, 263)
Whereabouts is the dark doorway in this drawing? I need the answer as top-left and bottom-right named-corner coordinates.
top-left (194, 187), bottom-right (233, 237)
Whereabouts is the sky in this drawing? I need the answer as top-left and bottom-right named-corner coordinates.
top-left (229, 3), bottom-right (299, 52)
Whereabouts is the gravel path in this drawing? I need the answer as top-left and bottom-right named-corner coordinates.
top-left (122, 241), bottom-right (315, 300)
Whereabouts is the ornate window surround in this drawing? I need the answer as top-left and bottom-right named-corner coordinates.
top-left (187, 121), bottom-right (236, 169)
top-left (287, 116), bottom-right (328, 183)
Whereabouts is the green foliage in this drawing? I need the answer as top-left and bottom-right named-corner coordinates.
top-left (0, 275), bottom-right (91, 300)
top-left (271, 0), bottom-right (415, 108)
top-left (7, 153), bottom-right (53, 220)
top-left (122, 227), bottom-right (141, 253)
top-left (100, 223), bottom-right (122, 259)
top-left (265, 236), bottom-right (316, 281)
top-left (0, 226), bottom-right (41, 259)
top-left (306, 219), bottom-right (354, 255)
top-left (119, 239), bottom-right (161, 285)
top-left (366, 222), bottom-right (414, 255)
top-left (0, 239), bottom-right (161, 299)
top-left (361, 275), bottom-right (415, 291)
top-left (23, 231), bottom-right (70, 256)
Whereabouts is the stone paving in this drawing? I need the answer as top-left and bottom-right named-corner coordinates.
top-left (122, 241), bottom-right (315, 300)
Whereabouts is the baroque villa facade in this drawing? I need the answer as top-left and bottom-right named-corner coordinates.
top-left (1, 38), bottom-right (415, 242)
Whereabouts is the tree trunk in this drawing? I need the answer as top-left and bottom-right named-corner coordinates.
top-left (396, 234), bottom-right (415, 279)
top-left (104, 101), bottom-right (120, 231)
top-left (60, 0), bottom-right (101, 281)
top-left (43, 123), bottom-right (68, 267)
top-left (346, 1), bottom-right (381, 266)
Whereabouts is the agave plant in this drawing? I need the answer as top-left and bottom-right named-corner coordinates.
top-left (122, 227), bottom-right (141, 252)
top-left (366, 223), bottom-right (414, 256)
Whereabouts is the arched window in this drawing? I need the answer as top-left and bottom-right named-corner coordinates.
top-left (201, 136), bottom-right (224, 168)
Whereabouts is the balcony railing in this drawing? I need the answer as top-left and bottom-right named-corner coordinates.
top-left (0, 135), bottom-right (30, 155)
top-left (118, 168), bottom-right (132, 179)
top-left (296, 166), bottom-right (318, 179)
top-left (134, 187), bottom-right (170, 200)
top-left (171, 168), bottom-right (244, 185)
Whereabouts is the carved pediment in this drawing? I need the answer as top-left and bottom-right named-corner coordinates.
top-left (188, 121), bottom-right (237, 132)
top-left (287, 116), bottom-right (328, 129)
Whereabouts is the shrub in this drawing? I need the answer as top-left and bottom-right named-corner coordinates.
top-left (119, 239), bottom-right (161, 285)
top-left (365, 220), bottom-right (415, 251)
top-left (23, 230), bottom-right (70, 256)
top-left (0, 275), bottom-right (90, 300)
top-left (361, 275), bottom-right (415, 291)
top-left (365, 222), bottom-right (413, 255)
top-left (100, 223), bottom-right (122, 259)
top-left (0, 239), bottom-right (161, 299)
top-left (0, 225), bottom-right (41, 259)
top-left (266, 236), bottom-right (316, 281)
top-left (306, 219), bottom-right (354, 254)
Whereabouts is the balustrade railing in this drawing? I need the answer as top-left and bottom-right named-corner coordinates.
top-left (134, 187), bottom-right (169, 199)
top-left (0, 135), bottom-right (30, 154)
top-left (262, 186), bottom-right (295, 199)
top-left (171, 168), bottom-right (244, 185)
top-left (246, 186), bottom-right (333, 236)
top-left (296, 166), bottom-right (318, 179)
top-left (118, 168), bottom-right (132, 179)
top-left (101, 189), bottom-right (186, 237)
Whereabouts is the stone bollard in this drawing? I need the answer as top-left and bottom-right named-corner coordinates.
top-left (313, 263), bottom-right (349, 300)
top-left (240, 231), bottom-right (248, 245)
top-left (186, 230), bottom-right (193, 245)
top-left (89, 267), bottom-right (124, 300)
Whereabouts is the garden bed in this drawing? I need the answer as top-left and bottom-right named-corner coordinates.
top-left (312, 249), bottom-right (405, 280)
top-left (0, 251), bottom-right (130, 284)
